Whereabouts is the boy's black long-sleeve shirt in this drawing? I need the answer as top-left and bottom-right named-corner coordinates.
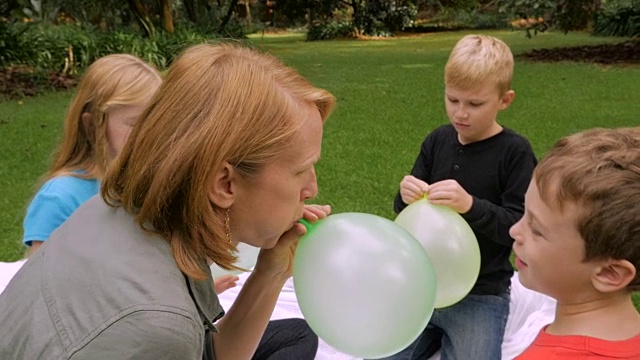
top-left (394, 124), bottom-right (537, 295)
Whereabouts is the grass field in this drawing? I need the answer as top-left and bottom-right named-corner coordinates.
top-left (1, 30), bottom-right (638, 266)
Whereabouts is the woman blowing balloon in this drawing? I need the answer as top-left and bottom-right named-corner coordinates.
top-left (0, 43), bottom-right (335, 360)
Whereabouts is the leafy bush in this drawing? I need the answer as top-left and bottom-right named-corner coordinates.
top-left (498, 0), bottom-right (600, 36)
top-left (383, 5), bottom-right (417, 32)
top-left (431, 8), bottom-right (510, 30)
top-left (4, 22), bottom-right (217, 71)
top-left (19, 22), bottom-right (101, 74)
top-left (0, 20), bottom-right (28, 68)
top-left (99, 31), bottom-right (165, 67)
top-left (0, 21), bottom-right (219, 97)
top-left (593, 1), bottom-right (640, 37)
top-left (356, 0), bottom-right (417, 36)
top-left (307, 21), bottom-right (355, 41)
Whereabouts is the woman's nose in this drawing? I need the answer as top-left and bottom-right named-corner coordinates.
top-left (302, 169), bottom-right (318, 201)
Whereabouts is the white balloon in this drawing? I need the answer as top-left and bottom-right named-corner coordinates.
top-left (395, 198), bottom-right (480, 308)
top-left (210, 242), bottom-right (260, 278)
top-left (294, 213), bottom-right (437, 359)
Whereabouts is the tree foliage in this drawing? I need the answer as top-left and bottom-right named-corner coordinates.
top-left (6, 0), bottom-right (246, 37)
top-left (593, 0), bottom-right (639, 37)
top-left (498, 0), bottom-right (602, 36)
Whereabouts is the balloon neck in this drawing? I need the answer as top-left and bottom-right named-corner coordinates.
top-left (299, 218), bottom-right (318, 236)
top-left (423, 193), bottom-right (429, 200)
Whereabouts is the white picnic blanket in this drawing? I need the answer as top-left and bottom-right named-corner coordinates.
top-left (1, 260), bottom-right (554, 359)
top-left (217, 273), bottom-right (358, 360)
top-left (0, 259), bottom-right (27, 294)
top-left (501, 272), bottom-right (556, 360)
top-left (216, 271), bottom-right (555, 360)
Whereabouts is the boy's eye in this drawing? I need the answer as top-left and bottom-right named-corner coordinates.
top-left (528, 221), bottom-right (543, 237)
top-left (470, 102), bottom-right (483, 107)
top-left (447, 98), bottom-right (458, 103)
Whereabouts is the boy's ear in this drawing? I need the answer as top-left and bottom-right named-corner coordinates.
top-left (208, 162), bottom-right (237, 208)
top-left (498, 90), bottom-right (516, 110)
top-left (592, 259), bottom-right (636, 293)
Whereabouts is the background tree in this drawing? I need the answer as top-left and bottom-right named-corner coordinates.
top-left (160, 0), bottom-right (174, 33)
top-left (128, 0), bottom-right (156, 36)
top-left (498, 0), bottom-right (602, 36)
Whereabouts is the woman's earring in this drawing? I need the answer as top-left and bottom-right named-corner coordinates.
top-left (224, 207), bottom-right (232, 243)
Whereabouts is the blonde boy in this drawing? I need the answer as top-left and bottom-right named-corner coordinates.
top-left (387, 35), bottom-right (537, 359)
top-left (512, 127), bottom-right (640, 359)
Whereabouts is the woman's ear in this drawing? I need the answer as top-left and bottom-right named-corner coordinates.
top-left (208, 162), bottom-right (236, 208)
top-left (592, 259), bottom-right (636, 293)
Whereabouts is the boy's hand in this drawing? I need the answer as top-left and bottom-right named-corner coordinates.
top-left (426, 179), bottom-right (473, 214)
top-left (400, 175), bottom-right (429, 205)
top-left (214, 274), bottom-right (239, 294)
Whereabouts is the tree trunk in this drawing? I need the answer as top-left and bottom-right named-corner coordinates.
top-left (244, 1), bottom-right (252, 29)
top-left (183, 0), bottom-right (197, 22)
top-left (184, 0), bottom-right (208, 23)
top-left (308, 6), bottom-right (314, 27)
top-left (160, 0), bottom-right (174, 33)
top-left (128, 0), bottom-right (155, 37)
top-left (218, 0), bottom-right (239, 33)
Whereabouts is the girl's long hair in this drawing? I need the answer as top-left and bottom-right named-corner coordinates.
top-left (47, 54), bottom-right (161, 181)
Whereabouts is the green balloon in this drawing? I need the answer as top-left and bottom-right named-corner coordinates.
top-left (395, 198), bottom-right (480, 308)
top-left (294, 213), bottom-right (436, 359)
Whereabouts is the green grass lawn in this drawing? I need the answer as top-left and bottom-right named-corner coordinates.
top-left (1, 30), bottom-right (639, 273)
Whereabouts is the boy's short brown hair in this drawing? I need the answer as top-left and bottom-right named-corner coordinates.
top-left (444, 34), bottom-right (514, 95)
top-left (534, 127), bottom-right (640, 289)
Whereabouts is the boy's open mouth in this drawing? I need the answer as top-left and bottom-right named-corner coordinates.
top-left (515, 256), bottom-right (528, 269)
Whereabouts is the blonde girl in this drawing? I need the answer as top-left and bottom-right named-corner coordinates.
top-left (23, 54), bottom-right (162, 255)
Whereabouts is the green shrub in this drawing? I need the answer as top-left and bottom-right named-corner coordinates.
top-left (18, 22), bottom-right (101, 74)
top-left (430, 8), bottom-right (510, 30)
top-left (0, 21), bottom-right (218, 97)
top-left (154, 28), bottom-right (212, 66)
top-left (3, 21), bottom-right (221, 73)
top-left (0, 20), bottom-right (28, 68)
top-left (356, 0), bottom-right (416, 36)
top-left (593, 1), bottom-right (640, 37)
top-left (307, 21), bottom-right (355, 41)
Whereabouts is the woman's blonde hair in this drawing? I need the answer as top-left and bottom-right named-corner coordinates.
top-left (444, 34), bottom-right (514, 95)
top-left (47, 54), bottom-right (162, 181)
top-left (102, 43), bottom-right (336, 279)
